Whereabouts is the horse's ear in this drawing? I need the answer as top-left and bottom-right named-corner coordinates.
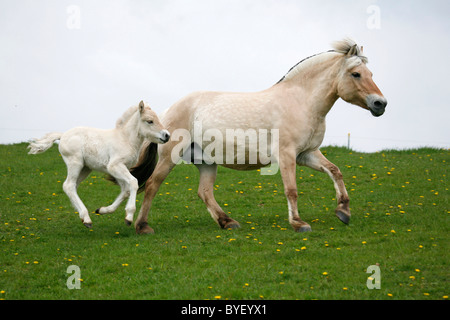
top-left (360, 46), bottom-right (364, 54)
top-left (139, 100), bottom-right (144, 113)
top-left (347, 44), bottom-right (358, 56)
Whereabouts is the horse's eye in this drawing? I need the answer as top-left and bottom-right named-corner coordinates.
top-left (351, 72), bottom-right (361, 78)
top-left (147, 120), bottom-right (154, 125)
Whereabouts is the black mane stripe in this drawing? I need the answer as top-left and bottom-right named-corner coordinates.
top-left (275, 50), bottom-right (336, 84)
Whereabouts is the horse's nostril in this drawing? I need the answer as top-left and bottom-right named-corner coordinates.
top-left (373, 98), bottom-right (387, 109)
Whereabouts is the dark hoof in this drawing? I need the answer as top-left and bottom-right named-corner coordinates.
top-left (95, 208), bottom-right (100, 214)
top-left (124, 219), bottom-right (132, 226)
top-left (295, 224), bottom-right (312, 233)
top-left (336, 210), bottom-right (350, 225)
top-left (135, 222), bottom-right (155, 235)
top-left (83, 222), bottom-right (93, 229)
top-left (223, 220), bottom-right (240, 230)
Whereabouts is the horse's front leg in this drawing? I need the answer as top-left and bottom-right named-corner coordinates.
top-left (297, 149), bottom-right (351, 224)
top-left (278, 150), bottom-right (312, 232)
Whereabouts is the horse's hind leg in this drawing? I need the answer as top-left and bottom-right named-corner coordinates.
top-left (298, 149), bottom-right (351, 224)
top-left (196, 163), bottom-right (240, 229)
top-left (135, 157), bottom-right (175, 234)
top-left (62, 162), bottom-right (93, 228)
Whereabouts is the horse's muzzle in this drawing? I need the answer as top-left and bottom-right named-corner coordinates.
top-left (367, 94), bottom-right (387, 117)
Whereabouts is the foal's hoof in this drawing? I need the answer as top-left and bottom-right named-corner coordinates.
top-left (295, 224), bottom-right (312, 233)
top-left (336, 210), bottom-right (351, 225)
top-left (83, 222), bottom-right (93, 229)
top-left (135, 222), bottom-right (155, 235)
top-left (125, 219), bottom-right (132, 226)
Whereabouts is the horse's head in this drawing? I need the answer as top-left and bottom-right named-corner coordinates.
top-left (335, 40), bottom-right (387, 117)
top-left (138, 101), bottom-right (170, 144)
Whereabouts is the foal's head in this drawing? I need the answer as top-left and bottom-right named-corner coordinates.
top-left (138, 101), bottom-right (170, 144)
top-left (335, 40), bottom-right (387, 117)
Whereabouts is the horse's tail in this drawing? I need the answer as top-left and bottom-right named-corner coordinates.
top-left (27, 132), bottom-right (63, 154)
top-left (106, 141), bottom-right (158, 193)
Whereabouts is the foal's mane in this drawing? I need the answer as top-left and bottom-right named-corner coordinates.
top-left (276, 38), bottom-right (368, 84)
top-left (115, 105), bottom-right (139, 128)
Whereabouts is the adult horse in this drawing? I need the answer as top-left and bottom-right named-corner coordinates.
top-left (132, 38), bottom-right (387, 234)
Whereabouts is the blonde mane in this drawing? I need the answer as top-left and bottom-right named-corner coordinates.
top-left (115, 105), bottom-right (139, 128)
top-left (277, 38), bottom-right (368, 84)
top-left (331, 38), bottom-right (368, 63)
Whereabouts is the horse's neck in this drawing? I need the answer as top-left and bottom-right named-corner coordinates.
top-left (279, 54), bottom-right (341, 118)
top-left (118, 112), bottom-right (144, 149)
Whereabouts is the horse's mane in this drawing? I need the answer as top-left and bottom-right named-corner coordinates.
top-left (276, 38), bottom-right (368, 84)
top-left (332, 38), bottom-right (368, 63)
top-left (115, 105), bottom-right (139, 128)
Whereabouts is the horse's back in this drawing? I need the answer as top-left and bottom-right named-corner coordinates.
top-left (165, 89), bottom-right (278, 133)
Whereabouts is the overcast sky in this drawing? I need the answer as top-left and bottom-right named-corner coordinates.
top-left (1, 0), bottom-right (449, 152)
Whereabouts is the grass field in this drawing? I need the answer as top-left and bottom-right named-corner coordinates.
top-left (0, 143), bottom-right (448, 300)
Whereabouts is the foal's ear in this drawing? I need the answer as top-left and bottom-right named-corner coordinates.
top-left (139, 100), bottom-right (145, 113)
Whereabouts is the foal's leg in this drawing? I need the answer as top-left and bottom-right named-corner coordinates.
top-left (96, 180), bottom-right (128, 215)
top-left (62, 162), bottom-right (93, 228)
top-left (278, 149), bottom-right (312, 232)
top-left (196, 163), bottom-right (240, 229)
top-left (135, 157), bottom-right (175, 234)
top-left (297, 149), bottom-right (351, 224)
top-left (98, 163), bottom-right (139, 226)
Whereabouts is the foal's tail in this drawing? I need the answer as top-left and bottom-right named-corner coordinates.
top-left (27, 132), bottom-right (63, 154)
top-left (106, 141), bottom-right (158, 193)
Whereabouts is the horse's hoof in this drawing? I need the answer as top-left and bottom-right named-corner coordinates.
top-left (83, 222), bottom-right (93, 229)
top-left (95, 208), bottom-right (100, 214)
top-left (295, 224), bottom-right (312, 233)
top-left (336, 210), bottom-right (350, 225)
top-left (224, 220), bottom-right (240, 230)
top-left (124, 219), bottom-right (132, 226)
top-left (135, 222), bottom-right (155, 235)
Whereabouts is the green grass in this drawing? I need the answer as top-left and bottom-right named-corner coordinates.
top-left (0, 143), bottom-right (448, 300)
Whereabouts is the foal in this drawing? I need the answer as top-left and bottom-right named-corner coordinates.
top-left (28, 101), bottom-right (170, 228)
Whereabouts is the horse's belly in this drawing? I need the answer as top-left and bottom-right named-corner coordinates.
top-left (199, 135), bottom-right (275, 169)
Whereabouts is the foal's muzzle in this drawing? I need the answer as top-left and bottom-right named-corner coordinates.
top-left (159, 130), bottom-right (170, 143)
top-left (367, 94), bottom-right (387, 117)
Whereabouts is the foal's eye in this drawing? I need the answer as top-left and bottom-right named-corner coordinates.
top-left (351, 72), bottom-right (361, 78)
top-left (147, 120), bottom-right (154, 125)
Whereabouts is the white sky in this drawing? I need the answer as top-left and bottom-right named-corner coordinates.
top-left (1, 0), bottom-right (449, 152)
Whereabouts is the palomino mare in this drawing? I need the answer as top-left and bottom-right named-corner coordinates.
top-left (132, 38), bottom-right (387, 234)
top-left (28, 101), bottom-right (170, 228)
